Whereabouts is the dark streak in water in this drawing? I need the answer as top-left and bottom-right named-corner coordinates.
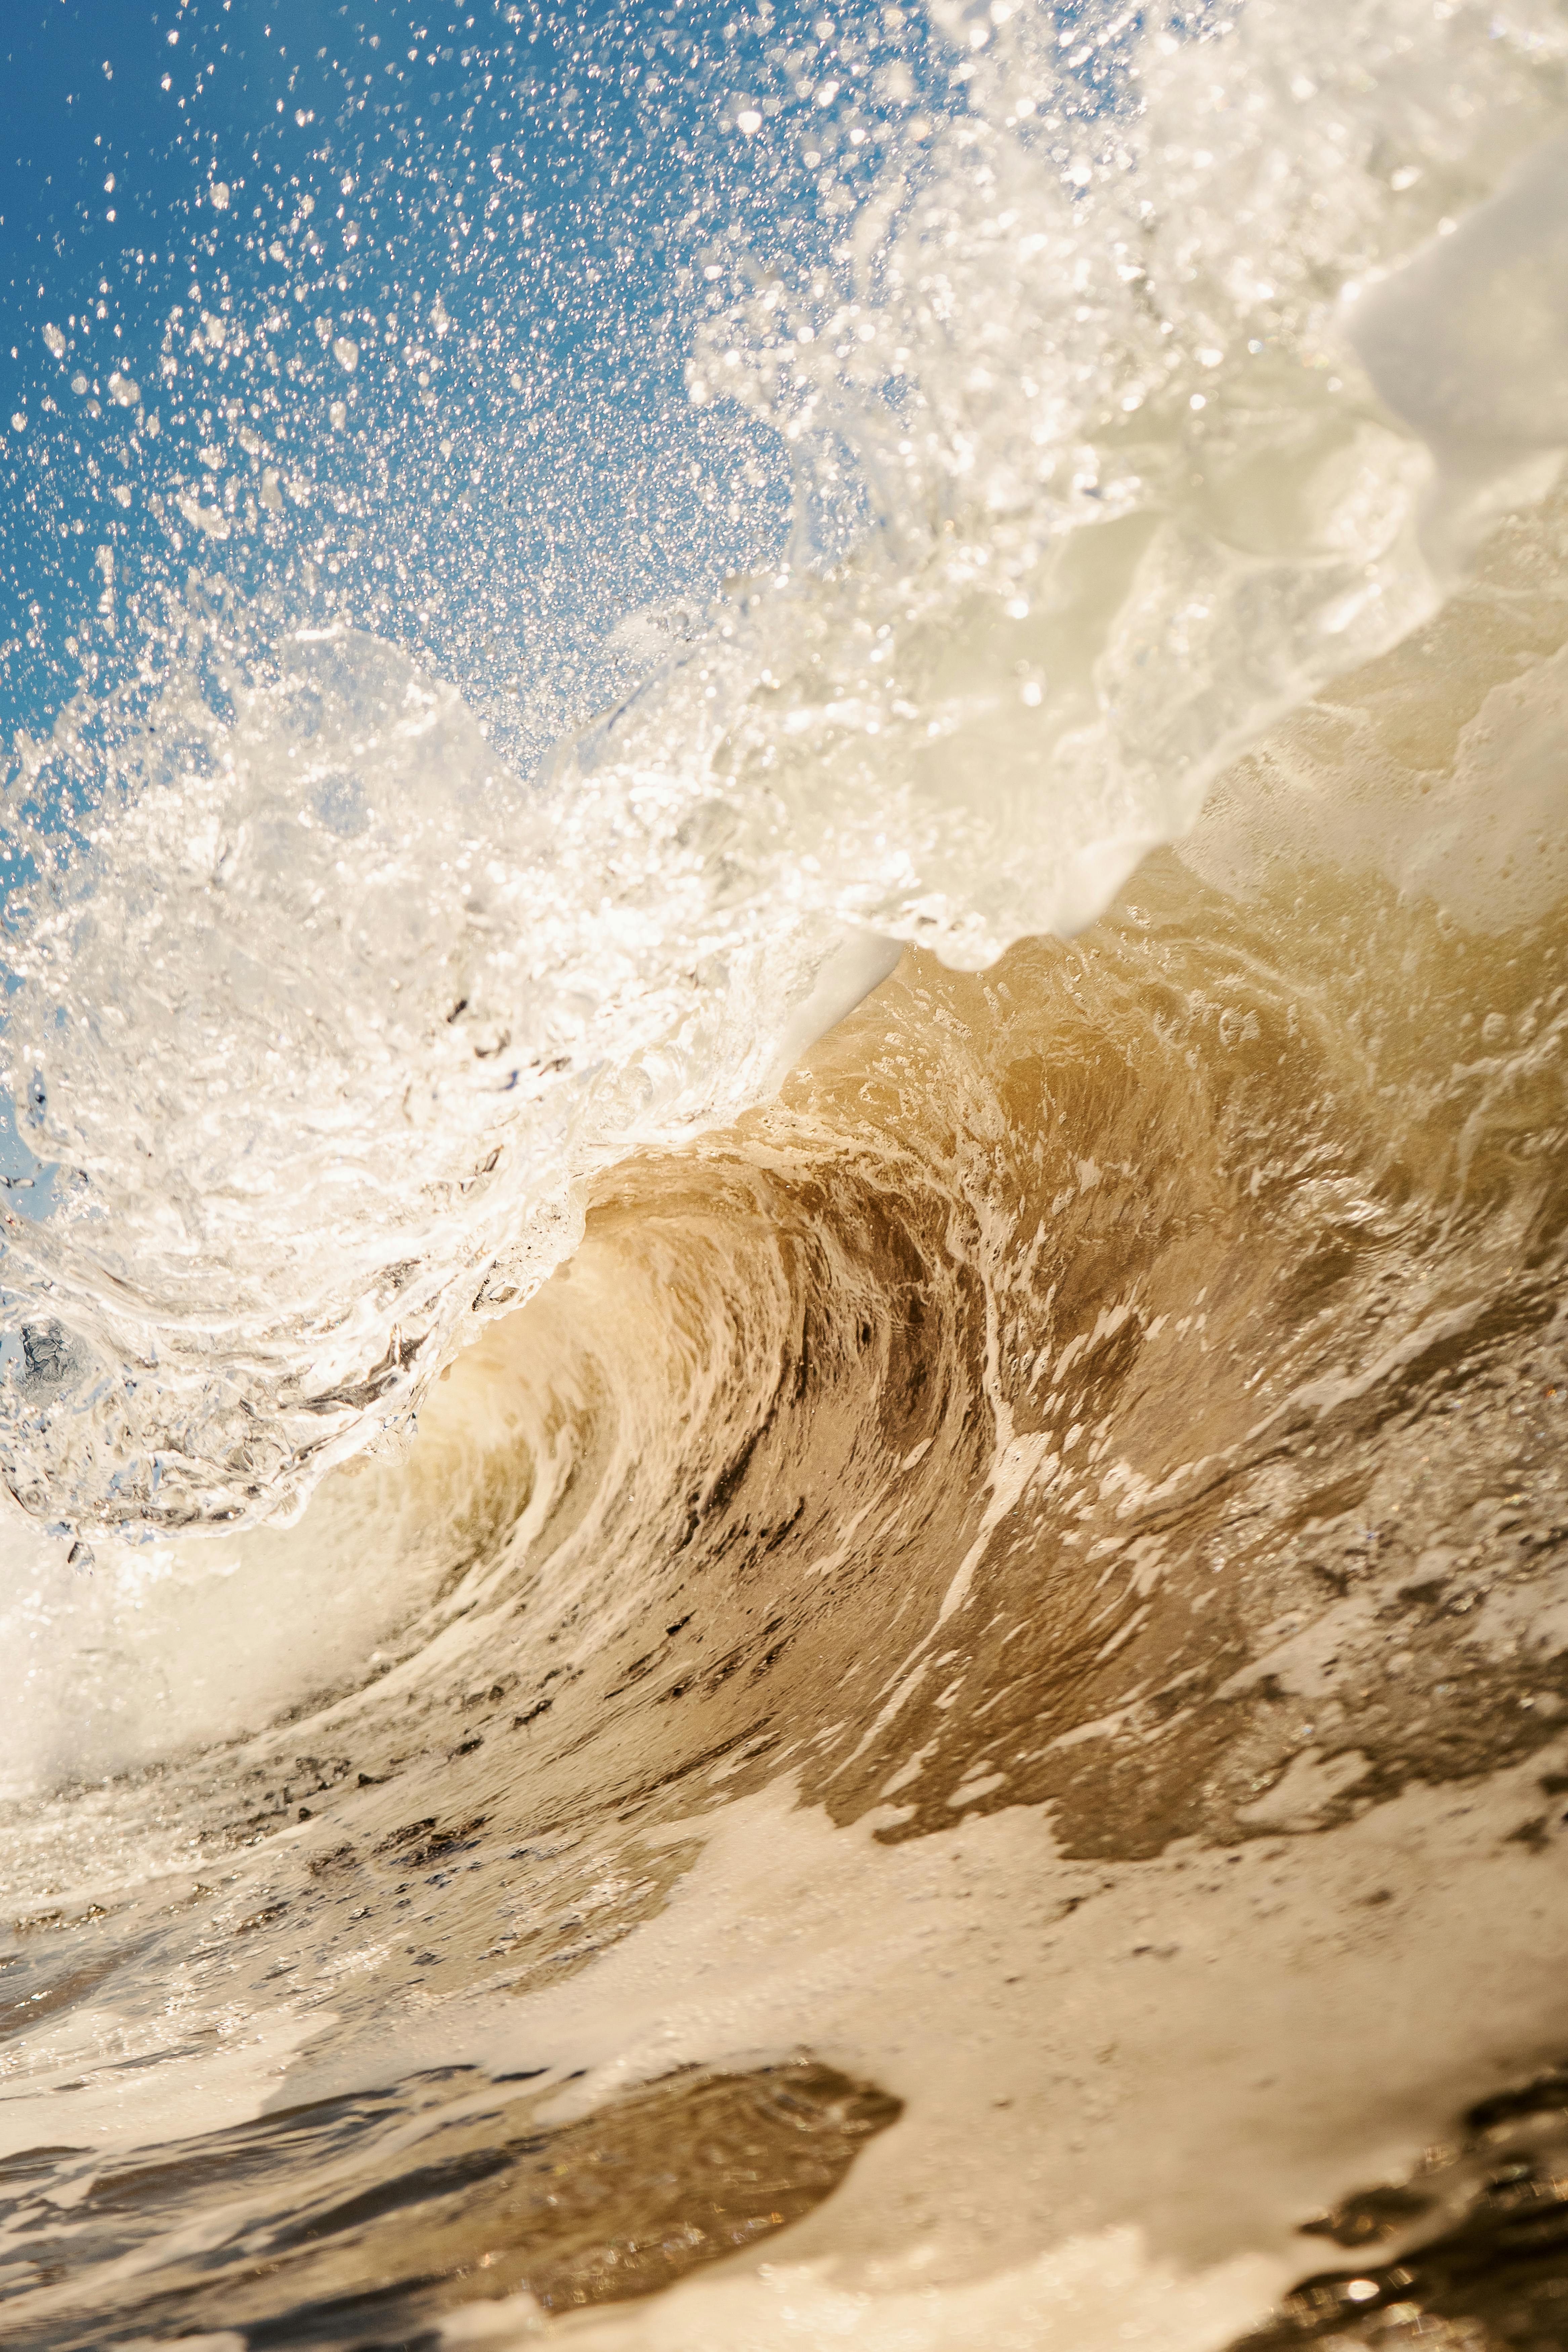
top-left (0, 2059), bottom-right (901, 2347)
top-left (1240, 2065), bottom-right (1568, 2352)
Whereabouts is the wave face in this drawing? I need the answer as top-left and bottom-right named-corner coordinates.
top-left (6, 4), bottom-right (1568, 2349)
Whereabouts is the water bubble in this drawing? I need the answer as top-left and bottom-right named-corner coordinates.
top-left (175, 490), bottom-right (229, 538)
top-left (332, 336), bottom-right (360, 373)
top-left (43, 322), bottom-right (65, 358)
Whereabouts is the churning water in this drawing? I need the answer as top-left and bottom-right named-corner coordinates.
top-left (5, 2), bottom-right (1568, 2346)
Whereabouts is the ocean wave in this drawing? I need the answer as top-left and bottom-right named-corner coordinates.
top-left (6, 5), bottom-right (1568, 2347)
top-left (5, 0), bottom-right (1568, 1540)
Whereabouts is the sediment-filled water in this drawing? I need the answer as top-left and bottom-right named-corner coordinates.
top-left (4, 3), bottom-right (1568, 2346)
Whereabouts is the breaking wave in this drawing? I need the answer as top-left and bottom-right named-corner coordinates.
top-left (5, 5), bottom-right (1568, 2349)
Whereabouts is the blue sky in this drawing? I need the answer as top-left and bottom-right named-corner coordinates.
top-left (0, 0), bottom-right (955, 774)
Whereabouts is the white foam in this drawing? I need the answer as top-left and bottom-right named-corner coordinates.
top-left (120, 1730), bottom-right (1548, 2350)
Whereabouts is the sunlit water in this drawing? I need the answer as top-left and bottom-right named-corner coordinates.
top-left (5, 3), bottom-right (1568, 2347)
